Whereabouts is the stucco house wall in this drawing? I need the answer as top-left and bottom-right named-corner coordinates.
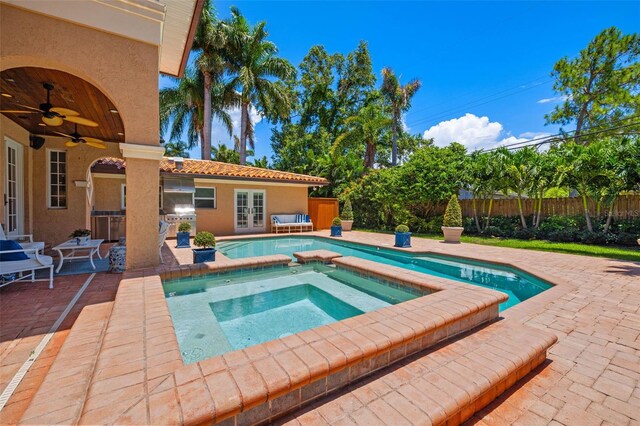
top-left (1, 3), bottom-right (162, 266)
top-left (90, 175), bottom-right (310, 236)
top-left (195, 181), bottom-right (309, 236)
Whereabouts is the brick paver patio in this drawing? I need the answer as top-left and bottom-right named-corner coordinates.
top-left (1, 231), bottom-right (638, 425)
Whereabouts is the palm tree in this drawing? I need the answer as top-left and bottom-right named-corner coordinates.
top-left (224, 7), bottom-right (295, 164)
top-left (333, 102), bottom-right (392, 168)
top-left (163, 141), bottom-right (190, 158)
top-left (192, 0), bottom-right (232, 160)
top-left (159, 67), bottom-right (234, 159)
top-left (380, 67), bottom-right (421, 166)
top-left (160, 68), bottom-right (204, 153)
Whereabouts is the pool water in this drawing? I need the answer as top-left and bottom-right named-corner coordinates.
top-left (163, 264), bottom-right (427, 363)
top-left (217, 237), bottom-right (552, 311)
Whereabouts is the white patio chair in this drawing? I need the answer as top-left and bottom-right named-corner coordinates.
top-left (0, 247), bottom-right (54, 289)
top-left (159, 221), bottom-right (170, 263)
top-left (0, 224), bottom-right (44, 254)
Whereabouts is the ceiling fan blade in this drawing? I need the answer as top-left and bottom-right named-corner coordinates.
top-left (0, 110), bottom-right (39, 113)
top-left (65, 141), bottom-right (80, 148)
top-left (15, 103), bottom-right (44, 112)
top-left (52, 131), bottom-right (74, 138)
top-left (82, 137), bottom-right (105, 144)
top-left (64, 115), bottom-right (98, 127)
top-left (42, 116), bottom-right (64, 126)
top-left (85, 140), bottom-right (107, 149)
top-left (50, 107), bottom-right (79, 117)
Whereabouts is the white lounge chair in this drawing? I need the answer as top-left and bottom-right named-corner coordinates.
top-left (0, 247), bottom-right (54, 289)
top-left (159, 221), bottom-right (170, 263)
top-left (0, 225), bottom-right (44, 254)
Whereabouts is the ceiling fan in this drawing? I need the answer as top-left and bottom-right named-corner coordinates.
top-left (0, 82), bottom-right (98, 127)
top-left (52, 124), bottom-right (106, 149)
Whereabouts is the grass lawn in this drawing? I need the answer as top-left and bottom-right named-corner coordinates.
top-left (359, 229), bottom-right (640, 262)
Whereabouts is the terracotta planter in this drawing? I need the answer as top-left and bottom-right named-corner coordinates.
top-left (341, 220), bottom-right (353, 231)
top-left (442, 226), bottom-right (464, 243)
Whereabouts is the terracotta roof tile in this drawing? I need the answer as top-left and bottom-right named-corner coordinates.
top-left (93, 157), bottom-right (328, 186)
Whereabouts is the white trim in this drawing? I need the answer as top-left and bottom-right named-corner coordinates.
top-left (3, 0), bottom-right (165, 45)
top-left (119, 143), bottom-right (165, 160)
top-left (91, 173), bottom-right (126, 180)
top-left (233, 189), bottom-right (266, 234)
top-left (4, 138), bottom-right (24, 235)
top-left (194, 186), bottom-right (216, 209)
top-left (46, 148), bottom-right (67, 209)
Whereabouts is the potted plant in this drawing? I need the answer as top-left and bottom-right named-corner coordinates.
top-left (176, 221), bottom-right (191, 248)
top-left (69, 229), bottom-right (91, 245)
top-left (442, 194), bottom-right (464, 243)
top-left (330, 217), bottom-right (342, 237)
top-left (340, 198), bottom-right (354, 231)
top-left (192, 231), bottom-right (216, 263)
top-left (394, 224), bottom-right (411, 248)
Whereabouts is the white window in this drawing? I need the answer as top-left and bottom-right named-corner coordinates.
top-left (194, 187), bottom-right (216, 209)
top-left (48, 150), bottom-right (67, 208)
top-left (121, 184), bottom-right (163, 209)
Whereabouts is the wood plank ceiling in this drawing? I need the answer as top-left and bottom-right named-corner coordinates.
top-left (0, 67), bottom-right (125, 143)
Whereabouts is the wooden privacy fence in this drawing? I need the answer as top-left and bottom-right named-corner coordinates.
top-left (308, 198), bottom-right (339, 230)
top-left (454, 195), bottom-right (640, 220)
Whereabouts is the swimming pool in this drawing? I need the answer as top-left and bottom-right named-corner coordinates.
top-left (164, 264), bottom-right (428, 363)
top-left (217, 236), bottom-right (552, 310)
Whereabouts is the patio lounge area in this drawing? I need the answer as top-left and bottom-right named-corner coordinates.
top-left (0, 231), bottom-right (638, 425)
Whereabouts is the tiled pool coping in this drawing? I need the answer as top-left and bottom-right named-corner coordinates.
top-left (22, 252), bottom-right (520, 425)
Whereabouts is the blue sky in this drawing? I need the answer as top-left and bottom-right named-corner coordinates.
top-left (159, 1), bottom-right (640, 160)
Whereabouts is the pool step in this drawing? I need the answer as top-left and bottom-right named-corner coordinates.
top-left (278, 320), bottom-right (557, 426)
top-left (20, 301), bottom-right (114, 425)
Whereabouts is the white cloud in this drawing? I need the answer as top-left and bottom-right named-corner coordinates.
top-left (422, 113), bottom-right (550, 151)
top-left (537, 95), bottom-right (569, 104)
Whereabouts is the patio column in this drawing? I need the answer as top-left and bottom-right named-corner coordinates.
top-left (119, 143), bottom-right (165, 269)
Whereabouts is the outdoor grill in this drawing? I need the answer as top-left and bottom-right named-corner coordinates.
top-left (164, 205), bottom-right (196, 238)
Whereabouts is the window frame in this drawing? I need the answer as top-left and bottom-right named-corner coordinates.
top-left (194, 186), bottom-right (216, 209)
top-left (47, 149), bottom-right (67, 209)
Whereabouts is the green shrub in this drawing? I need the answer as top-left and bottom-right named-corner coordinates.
top-left (178, 222), bottom-right (192, 233)
top-left (340, 198), bottom-right (354, 221)
top-left (615, 232), bottom-right (640, 246)
top-left (193, 231), bottom-right (215, 248)
top-left (443, 194), bottom-right (463, 227)
top-left (395, 224), bottom-right (410, 233)
top-left (332, 217), bottom-right (342, 226)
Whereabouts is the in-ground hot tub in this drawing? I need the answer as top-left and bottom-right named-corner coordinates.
top-left (163, 264), bottom-right (430, 363)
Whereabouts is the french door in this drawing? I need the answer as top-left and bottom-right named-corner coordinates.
top-left (234, 189), bottom-right (266, 233)
top-left (4, 138), bottom-right (24, 236)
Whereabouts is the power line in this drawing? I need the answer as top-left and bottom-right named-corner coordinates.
top-left (406, 79), bottom-right (552, 128)
top-left (485, 114), bottom-right (640, 151)
top-left (482, 118), bottom-right (640, 152)
top-left (404, 75), bottom-right (550, 118)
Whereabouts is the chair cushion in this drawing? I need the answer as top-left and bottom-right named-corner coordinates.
top-left (273, 217), bottom-right (281, 224)
top-left (0, 240), bottom-right (29, 262)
